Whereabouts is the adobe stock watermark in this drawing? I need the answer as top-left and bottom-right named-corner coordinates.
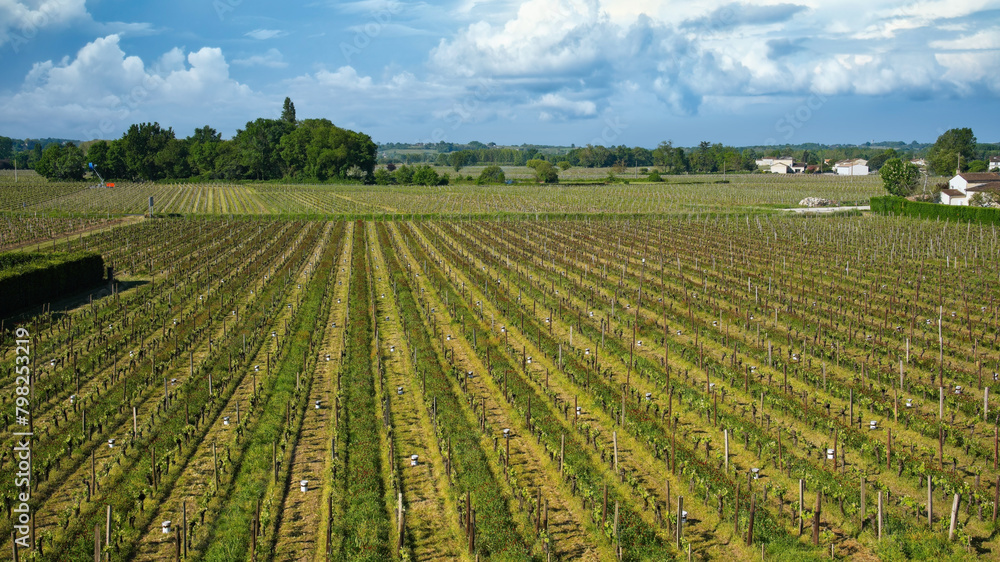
top-left (589, 114), bottom-right (627, 147)
top-left (424, 76), bottom-right (499, 144)
top-left (763, 91), bottom-right (828, 145)
top-left (11, 326), bottom-right (34, 552)
top-left (214, 0), bottom-right (244, 21)
top-left (340, 2), bottom-right (404, 64)
top-left (79, 75), bottom-right (163, 140)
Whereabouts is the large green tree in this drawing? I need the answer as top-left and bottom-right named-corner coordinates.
top-left (155, 138), bottom-right (192, 179)
top-left (234, 118), bottom-right (295, 180)
top-left (449, 151), bottom-right (468, 172)
top-left (121, 122), bottom-right (176, 180)
top-left (186, 126), bottom-right (224, 178)
top-left (85, 141), bottom-right (111, 176)
top-left (928, 127), bottom-right (976, 176)
top-left (0, 136), bottom-right (12, 161)
top-left (277, 119), bottom-right (376, 181)
top-left (34, 143), bottom-right (86, 180)
top-left (281, 97), bottom-right (296, 123)
top-left (867, 148), bottom-right (897, 171)
top-left (880, 158), bottom-right (920, 196)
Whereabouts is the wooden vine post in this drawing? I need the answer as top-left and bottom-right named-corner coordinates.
top-left (811, 491), bottom-right (821, 546)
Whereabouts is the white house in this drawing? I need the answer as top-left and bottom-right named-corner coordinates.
top-left (910, 158), bottom-right (927, 168)
top-left (943, 173), bottom-right (1000, 206)
top-left (990, 156), bottom-right (1000, 171)
top-left (757, 157), bottom-right (793, 171)
top-left (834, 159), bottom-right (869, 176)
top-left (940, 189), bottom-right (967, 206)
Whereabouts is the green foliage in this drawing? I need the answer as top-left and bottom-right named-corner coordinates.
top-left (968, 192), bottom-right (998, 207)
top-left (531, 160), bottom-right (559, 183)
top-left (331, 229), bottom-right (391, 560)
top-left (647, 170), bottom-right (664, 182)
top-left (277, 119), bottom-right (376, 181)
top-left (476, 164), bottom-right (506, 185)
top-left (85, 141), bottom-right (110, 177)
top-left (0, 251), bottom-right (104, 315)
top-left (928, 127), bottom-right (976, 176)
top-left (0, 135), bottom-right (12, 160)
top-left (233, 118), bottom-right (295, 180)
top-left (872, 529), bottom-right (971, 561)
top-left (155, 138), bottom-right (192, 179)
top-left (121, 122), bottom-right (176, 180)
top-left (449, 151), bottom-right (468, 171)
top-left (557, 161), bottom-right (571, 171)
top-left (879, 158), bottom-right (920, 196)
top-left (871, 195), bottom-right (1000, 224)
top-left (34, 143), bottom-right (86, 180)
top-left (280, 97), bottom-right (296, 123)
top-left (186, 126), bottom-right (223, 177)
top-left (967, 160), bottom-right (988, 172)
top-left (411, 164), bottom-right (446, 185)
top-left (373, 168), bottom-right (394, 185)
top-left (393, 164), bottom-right (414, 184)
top-left (867, 148), bottom-right (896, 171)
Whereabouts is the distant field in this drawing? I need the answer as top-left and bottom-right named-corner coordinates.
top-left (0, 169), bottom-right (884, 216)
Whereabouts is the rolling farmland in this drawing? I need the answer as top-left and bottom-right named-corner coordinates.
top-left (0, 170), bottom-right (882, 217)
top-left (3, 178), bottom-right (1000, 561)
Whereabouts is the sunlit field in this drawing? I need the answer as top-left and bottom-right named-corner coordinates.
top-left (6, 167), bottom-right (995, 562)
top-left (0, 169), bottom-right (884, 216)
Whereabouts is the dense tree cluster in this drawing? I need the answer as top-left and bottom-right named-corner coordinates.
top-left (30, 99), bottom-right (377, 183)
top-left (927, 128), bottom-right (977, 176)
top-left (372, 164), bottom-right (450, 186)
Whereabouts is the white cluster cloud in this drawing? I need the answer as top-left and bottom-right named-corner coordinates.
top-left (429, 0), bottom-right (1000, 118)
top-left (530, 93), bottom-right (597, 119)
top-left (0, 35), bottom-right (260, 139)
top-left (1, 0), bottom-right (999, 142)
top-left (0, 0), bottom-right (88, 48)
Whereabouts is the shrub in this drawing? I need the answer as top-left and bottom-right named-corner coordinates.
top-left (0, 251), bottom-right (104, 316)
top-left (476, 164), bottom-right (506, 185)
top-left (871, 196), bottom-right (1000, 225)
top-left (532, 161), bottom-right (559, 183)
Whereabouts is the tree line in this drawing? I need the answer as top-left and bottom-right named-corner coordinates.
top-left (23, 99), bottom-right (378, 182)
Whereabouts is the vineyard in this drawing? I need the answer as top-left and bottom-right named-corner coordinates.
top-left (2, 177), bottom-right (1000, 561)
top-left (0, 170), bottom-right (882, 217)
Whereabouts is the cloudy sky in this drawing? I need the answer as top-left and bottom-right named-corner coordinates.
top-left (0, 0), bottom-right (998, 146)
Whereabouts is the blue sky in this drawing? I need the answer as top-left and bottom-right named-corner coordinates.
top-left (1, 0), bottom-right (998, 147)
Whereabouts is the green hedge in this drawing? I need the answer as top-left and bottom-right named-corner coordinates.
top-left (871, 196), bottom-right (1000, 225)
top-left (0, 251), bottom-right (105, 316)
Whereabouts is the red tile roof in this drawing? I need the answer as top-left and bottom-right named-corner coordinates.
top-left (958, 173), bottom-right (1000, 182)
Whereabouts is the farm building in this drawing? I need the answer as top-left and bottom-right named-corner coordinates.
top-left (762, 159), bottom-right (806, 174)
top-left (834, 159), bottom-right (869, 176)
top-left (756, 157), bottom-right (792, 170)
top-left (943, 172), bottom-right (1000, 206)
top-left (940, 189), bottom-right (967, 206)
top-left (990, 156), bottom-right (1000, 171)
